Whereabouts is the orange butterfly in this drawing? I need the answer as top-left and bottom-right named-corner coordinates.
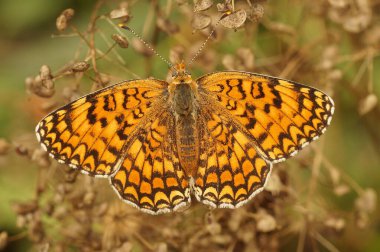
top-left (36, 62), bottom-right (334, 214)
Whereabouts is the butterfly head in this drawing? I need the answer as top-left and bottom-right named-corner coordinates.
top-left (171, 62), bottom-right (192, 85)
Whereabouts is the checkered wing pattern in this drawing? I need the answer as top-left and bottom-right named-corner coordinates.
top-left (197, 72), bottom-right (334, 163)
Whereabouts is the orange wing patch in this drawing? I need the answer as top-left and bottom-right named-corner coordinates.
top-left (198, 72), bottom-right (334, 163)
top-left (110, 111), bottom-right (191, 214)
top-left (35, 79), bottom-right (167, 177)
top-left (194, 106), bottom-right (272, 208)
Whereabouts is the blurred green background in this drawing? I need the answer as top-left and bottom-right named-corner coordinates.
top-left (0, 0), bottom-right (379, 251)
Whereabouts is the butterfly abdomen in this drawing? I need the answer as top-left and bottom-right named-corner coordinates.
top-left (171, 83), bottom-right (199, 177)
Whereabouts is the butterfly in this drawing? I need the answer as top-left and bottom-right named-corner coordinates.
top-left (35, 62), bottom-right (334, 214)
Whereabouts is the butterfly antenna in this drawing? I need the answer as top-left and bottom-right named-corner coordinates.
top-left (118, 24), bottom-right (174, 70)
top-left (188, 15), bottom-right (226, 66)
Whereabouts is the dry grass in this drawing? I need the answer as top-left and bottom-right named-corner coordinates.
top-left (1, 0), bottom-right (379, 251)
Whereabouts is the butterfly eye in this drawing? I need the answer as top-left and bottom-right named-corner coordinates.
top-left (172, 69), bottom-right (179, 77)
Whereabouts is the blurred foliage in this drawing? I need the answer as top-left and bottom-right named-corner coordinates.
top-left (0, 0), bottom-right (380, 251)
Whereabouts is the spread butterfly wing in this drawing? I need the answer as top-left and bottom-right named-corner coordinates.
top-left (35, 79), bottom-right (167, 176)
top-left (110, 110), bottom-right (190, 214)
top-left (194, 105), bottom-right (272, 208)
top-left (197, 72), bottom-right (335, 163)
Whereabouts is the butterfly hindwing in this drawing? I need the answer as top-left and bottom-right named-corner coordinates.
top-left (197, 72), bottom-right (334, 163)
top-left (36, 79), bottom-right (167, 176)
top-left (110, 110), bottom-right (191, 214)
top-left (194, 105), bottom-right (272, 208)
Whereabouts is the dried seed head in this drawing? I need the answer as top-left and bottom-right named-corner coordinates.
top-left (131, 38), bottom-right (154, 57)
top-left (206, 222), bottom-right (222, 235)
top-left (355, 188), bottom-right (377, 213)
top-left (222, 48), bottom-right (254, 71)
top-left (191, 13), bottom-right (212, 30)
top-left (0, 138), bottom-right (10, 155)
top-left (14, 142), bottom-right (29, 156)
top-left (358, 94), bottom-right (378, 115)
top-left (27, 68), bottom-right (55, 98)
top-left (248, 4), bottom-right (265, 23)
top-left (343, 13), bottom-right (371, 33)
top-left (220, 10), bottom-right (247, 29)
top-left (328, 0), bottom-right (348, 8)
top-left (194, 0), bottom-right (214, 12)
top-left (334, 184), bottom-right (350, 196)
top-left (39, 65), bottom-right (52, 80)
top-left (156, 242), bottom-right (168, 252)
top-left (363, 25), bottom-right (380, 46)
top-left (62, 8), bottom-right (75, 20)
top-left (115, 242), bottom-right (133, 252)
top-left (324, 217), bottom-right (346, 232)
top-left (265, 21), bottom-right (296, 36)
top-left (237, 223), bottom-right (255, 243)
top-left (71, 61), bottom-right (90, 72)
top-left (56, 8), bottom-right (75, 31)
top-left (12, 201), bottom-right (38, 215)
top-left (31, 148), bottom-right (51, 167)
top-left (112, 34), bottom-right (129, 48)
top-left (110, 4), bottom-right (130, 22)
top-left (216, 2), bottom-right (232, 13)
top-left (0, 232), bottom-right (8, 251)
top-left (156, 16), bottom-right (180, 35)
top-left (255, 209), bottom-right (277, 233)
top-left (169, 45), bottom-right (185, 65)
top-left (355, 211), bottom-right (369, 228)
top-left (264, 172), bottom-right (283, 195)
top-left (228, 208), bottom-right (245, 231)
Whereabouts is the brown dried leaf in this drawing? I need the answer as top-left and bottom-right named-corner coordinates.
top-left (220, 10), bottom-right (247, 29)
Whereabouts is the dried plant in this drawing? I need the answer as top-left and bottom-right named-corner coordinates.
top-left (1, 0), bottom-right (379, 251)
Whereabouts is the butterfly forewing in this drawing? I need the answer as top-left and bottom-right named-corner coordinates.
top-left (36, 79), bottom-right (167, 176)
top-left (197, 72), bottom-right (334, 163)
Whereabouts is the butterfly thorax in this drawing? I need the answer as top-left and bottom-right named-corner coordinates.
top-left (169, 63), bottom-right (199, 178)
